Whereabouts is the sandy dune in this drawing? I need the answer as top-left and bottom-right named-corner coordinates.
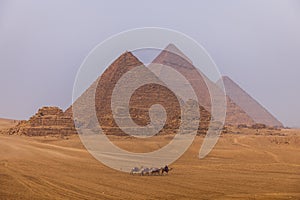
top-left (0, 129), bottom-right (299, 200)
top-left (0, 118), bottom-right (18, 131)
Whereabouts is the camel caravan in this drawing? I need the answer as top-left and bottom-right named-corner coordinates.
top-left (130, 165), bottom-right (172, 176)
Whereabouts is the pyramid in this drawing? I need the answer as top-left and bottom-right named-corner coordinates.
top-left (7, 107), bottom-right (76, 136)
top-left (219, 76), bottom-right (283, 127)
top-left (95, 51), bottom-right (184, 136)
top-left (151, 44), bottom-right (255, 126)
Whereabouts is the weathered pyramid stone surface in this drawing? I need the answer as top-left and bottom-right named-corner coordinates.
top-left (7, 107), bottom-right (76, 136)
top-left (151, 44), bottom-right (254, 126)
top-left (152, 44), bottom-right (212, 110)
top-left (95, 52), bottom-right (182, 136)
top-left (219, 76), bottom-right (283, 127)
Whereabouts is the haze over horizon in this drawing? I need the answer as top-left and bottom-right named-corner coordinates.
top-left (0, 0), bottom-right (299, 127)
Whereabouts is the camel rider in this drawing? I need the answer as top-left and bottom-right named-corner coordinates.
top-left (164, 165), bottom-right (169, 173)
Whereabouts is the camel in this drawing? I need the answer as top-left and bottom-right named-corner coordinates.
top-left (141, 167), bottom-right (151, 176)
top-left (150, 167), bottom-right (161, 176)
top-left (161, 165), bottom-right (173, 175)
top-left (130, 166), bottom-right (143, 175)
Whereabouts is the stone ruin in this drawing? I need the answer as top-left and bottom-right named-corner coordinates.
top-left (7, 107), bottom-right (76, 136)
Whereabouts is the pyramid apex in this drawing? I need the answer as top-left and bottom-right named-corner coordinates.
top-left (115, 51), bottom-right (143, 64)
top-left (222, 76), bottom-right (232, 81)
top-left (165, 43), bottom-right (178, 49)
top-left (120, 50), bottom-right (133, 57)
top-left (164, 43), bottom-right (182, 54)
top-left (155, 43), bottom-right (193, 64)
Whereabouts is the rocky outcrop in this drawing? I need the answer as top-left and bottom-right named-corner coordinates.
top-left (7, 107), bottom-right (76, 136)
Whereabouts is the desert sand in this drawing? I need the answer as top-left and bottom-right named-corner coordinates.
top-left (0, 126), bottom-right (299, 200)
top-left (0, 118), bottom-right (18, 131)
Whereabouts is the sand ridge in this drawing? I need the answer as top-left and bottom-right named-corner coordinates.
top-left (0, 129), bottom-right (299, 200)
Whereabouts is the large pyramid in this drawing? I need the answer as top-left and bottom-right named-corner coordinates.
top-left (94, 51), bottom-right (182, 136)
top-left (219, 76), bottom-right (283, 127)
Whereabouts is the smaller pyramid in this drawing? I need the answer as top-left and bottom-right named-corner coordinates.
top-left (7, 107), bottom-right (76, 136)
top-left (219, 76), bottom-right (283, 127)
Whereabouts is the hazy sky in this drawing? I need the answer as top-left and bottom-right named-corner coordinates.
top-left (0, 0), bottom-right (299, 127)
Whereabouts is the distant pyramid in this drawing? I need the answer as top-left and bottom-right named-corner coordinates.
top-left (219, 76), bottom-right (283, 127)
top-left (152, 44), bottom-right (255, 126)
top-left (7, 107), bottom-right (76, 136)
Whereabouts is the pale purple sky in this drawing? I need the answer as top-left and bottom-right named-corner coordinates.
top-left (0, 0), bottom-right (299, 127)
